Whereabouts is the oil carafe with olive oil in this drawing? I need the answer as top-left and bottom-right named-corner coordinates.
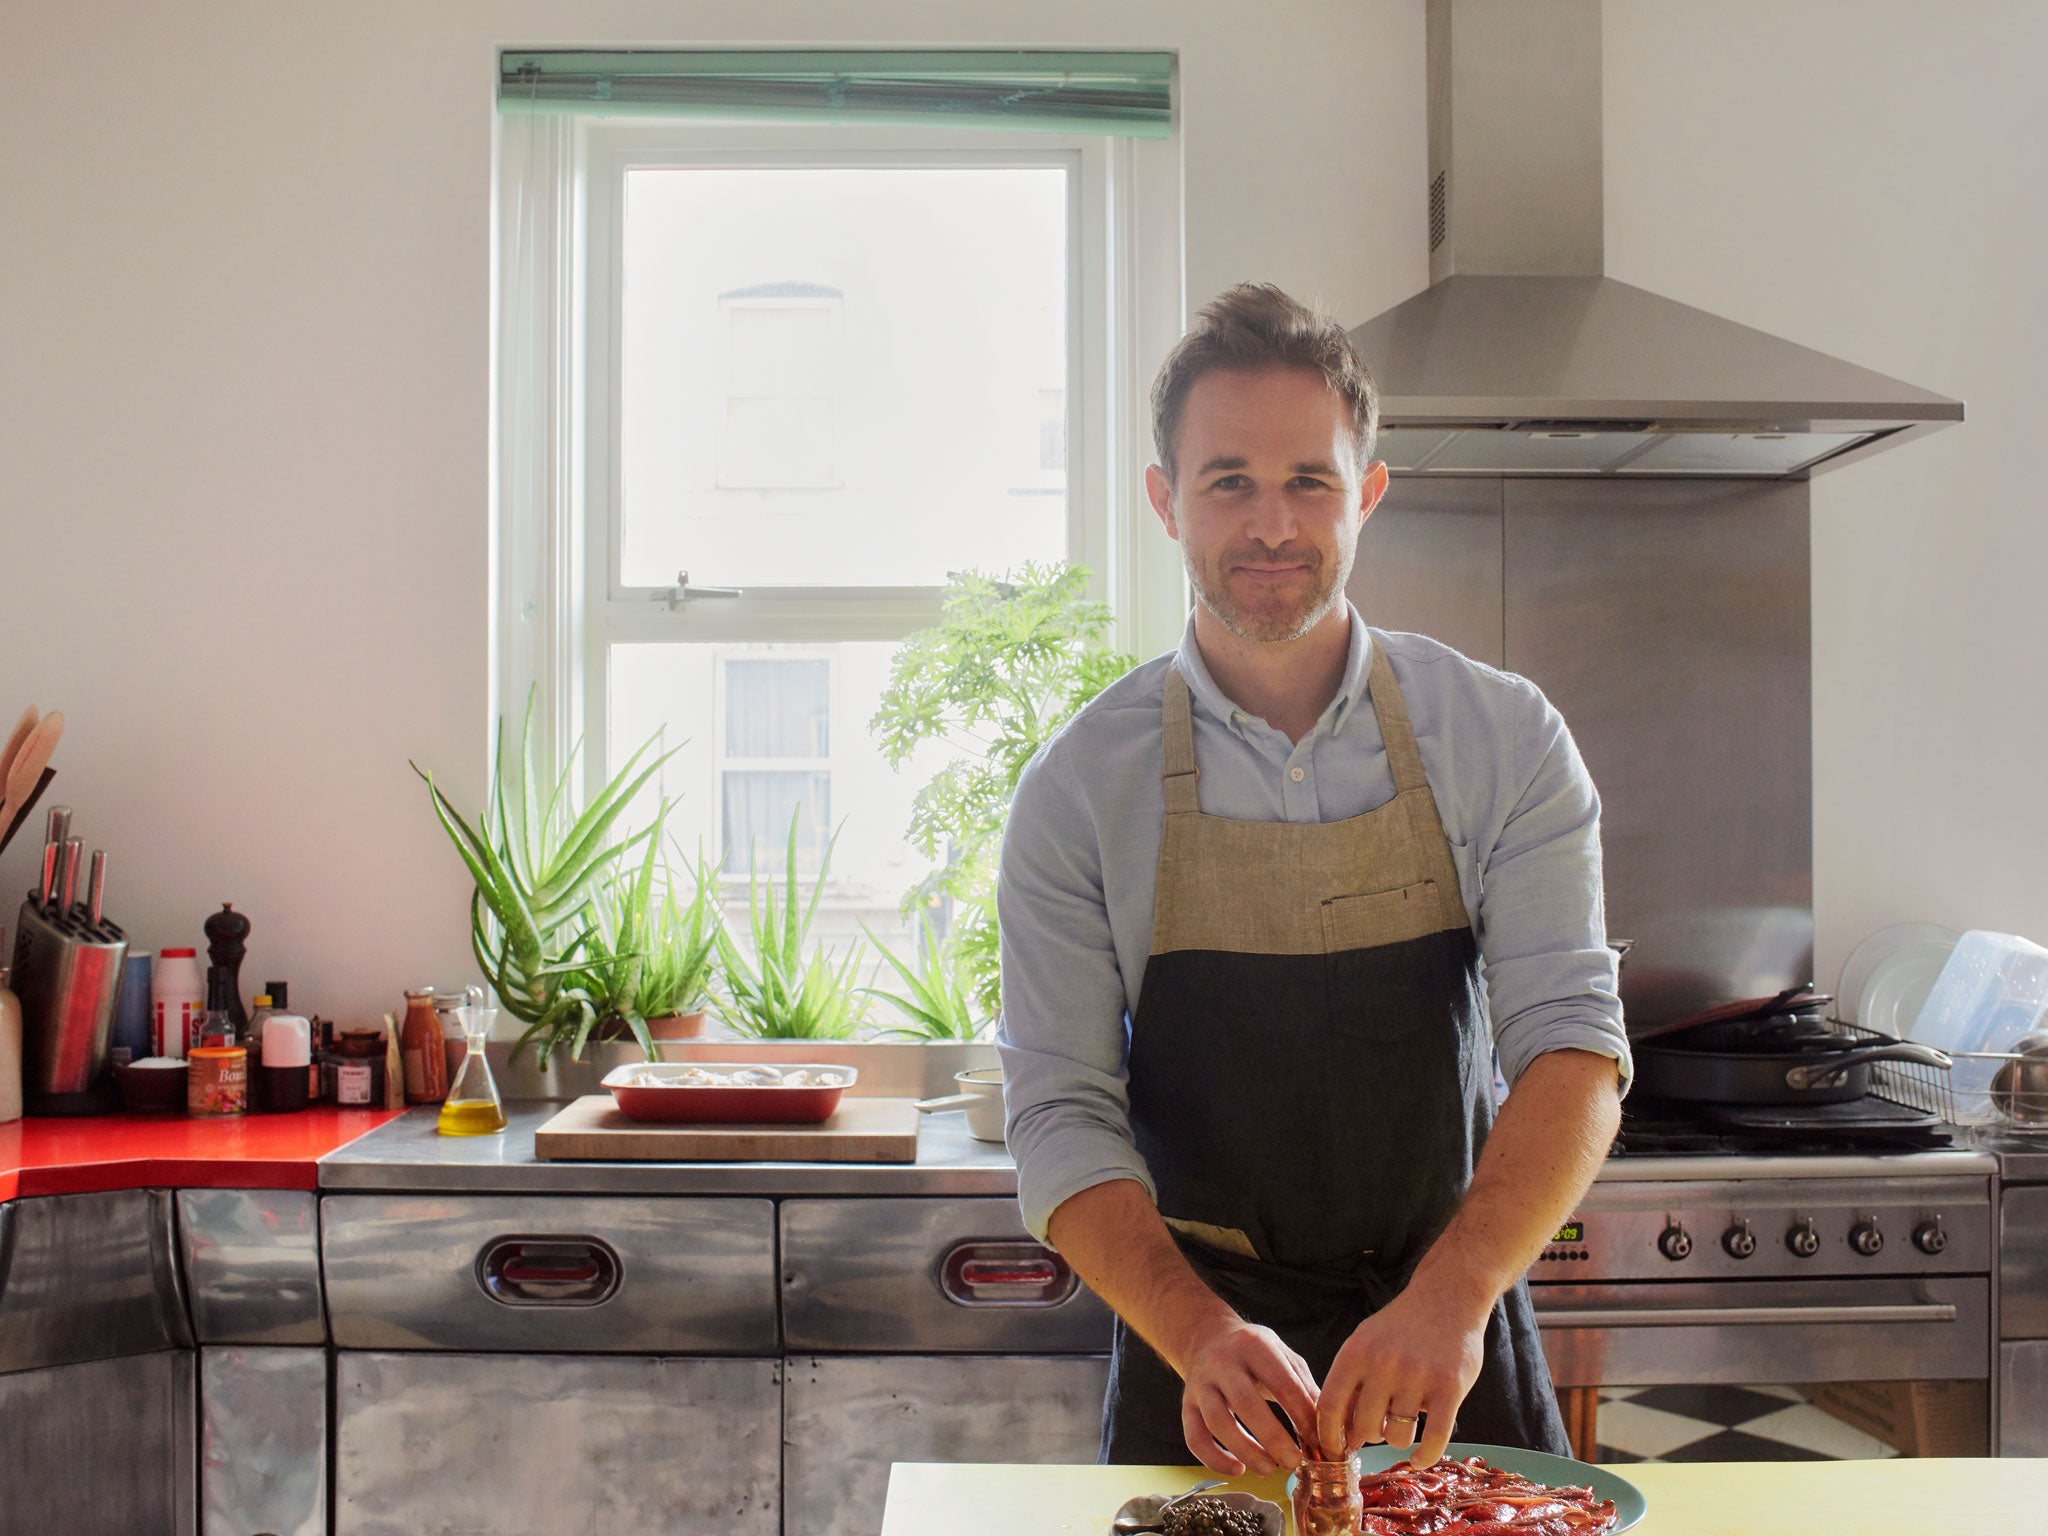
top-left (437, 1004), bottom-right (507, 1135)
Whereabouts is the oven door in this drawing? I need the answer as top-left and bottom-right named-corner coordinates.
top-left (1531, 1276), bottom-right (1990, 1388)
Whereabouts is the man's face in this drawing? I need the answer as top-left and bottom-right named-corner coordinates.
top-left (1147, 366), bottom-right (1387, 644)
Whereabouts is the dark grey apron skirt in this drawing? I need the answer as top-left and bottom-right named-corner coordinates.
top-left (1099, 646), bottom-right (1567, 1463)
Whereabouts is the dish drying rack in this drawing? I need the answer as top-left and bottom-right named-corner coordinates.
top-left (1821, 1017), bottom-right (1958, 1123)
top-left (1947, 1047), bottom-right (2048, 1132)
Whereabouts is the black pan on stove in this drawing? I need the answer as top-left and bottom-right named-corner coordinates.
top-left (1632, 995), bottom-right (1953, 1107)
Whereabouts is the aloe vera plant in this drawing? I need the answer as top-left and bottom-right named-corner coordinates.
top-left (412, 697), bottom-right (680, 1068)
top-left (632, 846), bottom-right (723, 1021)
top-left (715, 814), bottom-right (868, 1041)
top-left (860, 912), bottom-right (985, 1042)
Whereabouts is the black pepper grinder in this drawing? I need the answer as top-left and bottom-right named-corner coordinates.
top-left (204, 902), bottom-right (252, 1032)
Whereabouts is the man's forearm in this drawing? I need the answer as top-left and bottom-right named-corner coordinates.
top-left (1046, 1178), bottom-right (1239, 1373)
top-left (1406, 1048), bottom-right (1621, 1318)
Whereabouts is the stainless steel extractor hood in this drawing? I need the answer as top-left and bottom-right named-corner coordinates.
top-left (1350, 0), bottom-right (1962, 478)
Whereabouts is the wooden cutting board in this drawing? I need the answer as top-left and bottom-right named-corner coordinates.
top-left (533, 1095), bottom-right (921, 1163)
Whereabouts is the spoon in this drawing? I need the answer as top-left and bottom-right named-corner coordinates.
top-left (1110, 1479), bottom-right (1228, 1535)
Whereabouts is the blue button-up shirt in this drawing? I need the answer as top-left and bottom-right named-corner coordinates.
top-left (996, 604), bottom-right (1630, 1243)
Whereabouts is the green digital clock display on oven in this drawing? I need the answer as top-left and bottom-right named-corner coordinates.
top-left (1551, 1221), bottom-right (1585, 1245)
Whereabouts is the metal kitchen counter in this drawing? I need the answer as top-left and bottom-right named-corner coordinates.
top-left (317, 1101), bottom-right (1020, 1195)
top-left (319, 1103), bottom-right (1998, 1195)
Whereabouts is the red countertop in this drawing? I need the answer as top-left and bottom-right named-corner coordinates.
top-left (0, 1106), bottom-right (401, 1202)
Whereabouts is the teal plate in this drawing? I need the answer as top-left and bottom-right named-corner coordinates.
top-left (1289, 1443), bottom-right (1645, 1533)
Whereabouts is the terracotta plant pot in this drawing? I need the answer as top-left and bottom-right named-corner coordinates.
top-left (646, 1011), bottom-right (708, 1041)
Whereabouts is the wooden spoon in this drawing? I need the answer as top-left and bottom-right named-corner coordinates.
top-left (0, 710), bottom-right (62, 836)
top-left (0, 704), bottom-right (35, 789)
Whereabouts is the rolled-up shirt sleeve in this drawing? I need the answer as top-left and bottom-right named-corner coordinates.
top-left (996, 739), bottom-right (1155, 1244)
top-left (1478, 682), bottom-right (1633, 1094)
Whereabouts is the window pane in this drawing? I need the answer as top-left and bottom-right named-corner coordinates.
top-left (618, 165), bottom-right (1069, 588)
top-left (722, 770), bottom-right (830, 874)
top-left (608, 640), bottom-right (948, 962)
top-left (725, 658), bottom-right (829, 758)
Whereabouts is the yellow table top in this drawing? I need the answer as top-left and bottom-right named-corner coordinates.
top-left (881, 1458), bottom-right (2048, 1536)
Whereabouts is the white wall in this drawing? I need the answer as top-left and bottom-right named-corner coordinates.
top-left (0, 1), bottom-right (1426, 1024)
top-left (1603, 3), bottom-right (2048, 996)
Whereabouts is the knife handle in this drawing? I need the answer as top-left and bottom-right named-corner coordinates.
top-left (57, 837), bottom-right (83, 916)
top-left (87, 849), bottom-right (106, 928)
top-left (39, 841), bottom-right (58, 910)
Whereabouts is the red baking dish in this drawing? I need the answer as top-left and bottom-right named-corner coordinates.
top-left (600, 1062), bottom-right (858, 1124)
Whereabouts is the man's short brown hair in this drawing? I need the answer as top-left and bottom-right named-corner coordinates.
top-left (1150, 283), bottom-right (1379, 483)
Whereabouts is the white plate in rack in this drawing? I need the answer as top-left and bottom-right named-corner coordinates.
top-left (1858, 934), bottom-right (1962, 1038)
top-left (1836, 922), bottom-right (1959, 1030)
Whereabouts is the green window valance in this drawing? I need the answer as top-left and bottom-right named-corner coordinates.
top-left (497, 49), bottom-right (1173, 137)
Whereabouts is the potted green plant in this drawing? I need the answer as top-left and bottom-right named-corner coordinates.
top-left (714, 815), bottom-right (870, 1042)
top-left (869, 562), bottom-right (1133, 1017)
top-left (861, 912), bottom-right (986, 1042)
top-left (633, 848), bottom-right (723, 1040)
top-left (413, 698), bottom-right (680, 1069)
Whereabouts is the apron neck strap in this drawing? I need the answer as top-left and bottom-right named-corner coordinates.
top-left (1161, 665), bottom-right (1201, 815)
top-left (1366, 639), bottom-right (1429, 796)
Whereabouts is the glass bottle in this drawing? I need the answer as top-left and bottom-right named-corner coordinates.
top-left (1292, 1455), bottom-right (1362, 1536)
top-left (400, 988), bottom-right (449, 1104)
top-left (438, 1005), bottom-right (507, 1136)
top-left (199, 965), bottom-right (238, 1049)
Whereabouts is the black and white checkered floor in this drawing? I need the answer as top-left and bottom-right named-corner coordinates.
top-left (1595, 1385), bottom-right (1898, 1463)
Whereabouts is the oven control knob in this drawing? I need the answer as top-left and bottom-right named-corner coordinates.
top-left (1722, 1221), bottom-right (1757, 1259)
top-left (1786, 1218), bottom-right (1821, 1258)
top-left (1850, 1220), bottom-right (1885, 1257)
top-left (1913, 1218), bottom-right (1947, 1255)
top-left (1657, 1223), bottom-right (1693, 1261)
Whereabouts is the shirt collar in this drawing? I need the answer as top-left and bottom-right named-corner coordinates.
top-left (1173, 601), bottom-right (1375, 741)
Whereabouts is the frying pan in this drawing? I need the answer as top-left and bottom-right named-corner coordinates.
top-left (1633, 1006), bottom-right (1952, 1106)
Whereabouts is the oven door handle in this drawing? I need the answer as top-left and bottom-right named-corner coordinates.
top-left (1532, 1301), bottom-right (1958, 1329)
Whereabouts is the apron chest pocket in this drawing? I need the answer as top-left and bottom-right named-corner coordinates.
top-left (1319, 879), bottom-right (1450, 952)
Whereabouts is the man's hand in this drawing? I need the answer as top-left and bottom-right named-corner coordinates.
top-left (1315, 1049), bottom-right (1621, 1469)
top-left (1316, 1287), bottom-right (1488, 1469)
top-left (1047, 1180), bottom-right (1318, 1476)
top-left (1179, 1318), bottom-right (1321, 1477)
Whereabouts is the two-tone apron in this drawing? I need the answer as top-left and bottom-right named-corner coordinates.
top-left (1100, 646), bottom-right (1568, 1462)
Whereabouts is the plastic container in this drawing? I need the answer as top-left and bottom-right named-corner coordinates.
top-left (1909, 930), bottom-right (2048, 1101)
top-left (109, 952), bottom-right (154, 1064)
top-left (261, 1013), bottom-right (312, 1112)
top-left (152, 948), bottom-right (204, 1060)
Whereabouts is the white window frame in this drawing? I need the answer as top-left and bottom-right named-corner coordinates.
top-left (493, 112), bottom-right (1185, 795)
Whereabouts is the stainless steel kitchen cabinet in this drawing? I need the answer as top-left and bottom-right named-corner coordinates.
top-left (334, 1351), bottom-right (782, 1536)
top-left (323, 1192), bottom-right (778, 1353)
top-left (0, 1349), bottom-right (195, 1536)
top-left (0, 1187), bottom-right (190, 1373)
top-left (784, 1353), bottom-right (1110, 1536)
top-left (201, 1345), bottom-right (326, 1536)
top-left (323, 1193), bottom-right (783, 1535)
top-left (781, 1198), bottom-right (1114, 1536)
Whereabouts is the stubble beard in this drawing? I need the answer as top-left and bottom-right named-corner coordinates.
top-left (1186, 537), bottom-right (1355, 644)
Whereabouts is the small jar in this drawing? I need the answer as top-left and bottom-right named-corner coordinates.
top-left (188, 1046), bottom-right (248, 1116)
top-left (1292, 1456), bottom-right (1362, 1536)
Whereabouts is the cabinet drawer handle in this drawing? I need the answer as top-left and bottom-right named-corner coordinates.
top-left (940, 1242), bottom-right (1078, 1307)
top-left (476, 1236), bottom-right (622, 1306)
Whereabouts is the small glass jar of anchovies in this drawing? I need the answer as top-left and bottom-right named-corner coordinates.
top-left (1290, 1455), bottom-right (1362, 1536)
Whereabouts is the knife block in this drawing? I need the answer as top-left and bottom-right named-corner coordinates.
top-left (10, 897), bottom-right (128, 1114)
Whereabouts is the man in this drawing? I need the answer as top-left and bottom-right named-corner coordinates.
top-left (995, 284), bottom-right (1629, 1478)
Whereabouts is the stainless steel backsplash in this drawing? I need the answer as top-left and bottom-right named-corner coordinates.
top-left (1348, 475), bottom-right (1812, 1028)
